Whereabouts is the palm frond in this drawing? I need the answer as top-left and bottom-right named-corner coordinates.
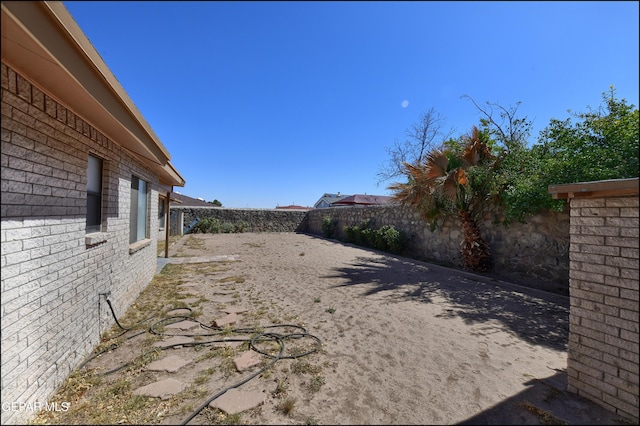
top-left (425, 150), bottom-right (449, 179)
top-left (462, 126), bottom-right (494, 166)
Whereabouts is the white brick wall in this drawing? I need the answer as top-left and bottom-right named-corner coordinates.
top-left (567, 195), bottom-right (639, 421)
top-left (1, 63), bottom-right (160, 424)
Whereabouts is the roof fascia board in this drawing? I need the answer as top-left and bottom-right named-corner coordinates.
top-left (2, 1), bottom-right (185, 186)
top-left (549, 178), bottom-right (639, 199)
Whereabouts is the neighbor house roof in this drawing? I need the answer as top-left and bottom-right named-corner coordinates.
top-left (275, 205), bottom-right (312, 210)
top-left (1, 1), bottom-right (185, 188)
top-left (331, 194), bottom-right (395, 206)
top-left (170, 193), bottom-right (213, 207)
top-left (313, 193), bottom-right (350, 208)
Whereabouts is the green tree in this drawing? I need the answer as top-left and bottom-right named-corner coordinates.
top-left (389, 126), bottom-right (497, 271)
top-left (208, 199), bottom-right (223, 207)
top-left (537, 86), bottom-right (639, 183)
top-left (500, 87), bottom-right (639, 223)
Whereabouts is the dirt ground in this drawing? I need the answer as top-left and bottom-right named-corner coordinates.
top-left (35, 232), bottom-right (633, 425)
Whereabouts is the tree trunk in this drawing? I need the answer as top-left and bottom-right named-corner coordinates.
top-left (458, 210), bottom-right (491, 272)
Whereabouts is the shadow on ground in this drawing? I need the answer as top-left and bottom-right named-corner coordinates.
top-left (325, 255), bottom-right (569, 351)
top-left (324, 253), bottom-right (637, 425)
top-left (458, 370), bottom-right (633, 425)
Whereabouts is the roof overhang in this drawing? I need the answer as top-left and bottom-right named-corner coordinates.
top-left (549, 178), bottom-right (639, 200)
top-left (1, 1), bottom-right (185, 187)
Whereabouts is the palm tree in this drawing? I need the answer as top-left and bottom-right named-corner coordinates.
top-left (389, 126), bottom-right (497, 272)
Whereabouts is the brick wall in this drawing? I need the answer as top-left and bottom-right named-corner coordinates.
top-left (1, 63), bottom-right (161, 424)
top-left (567, 196), bottom-right (639, 421)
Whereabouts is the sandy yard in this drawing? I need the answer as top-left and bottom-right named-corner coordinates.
top-left (34, 232), bottom-right (628, 425)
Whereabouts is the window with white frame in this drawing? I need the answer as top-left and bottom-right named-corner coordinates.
top-left (130, 175), bottom-right (149, 243)
top-left (86, 155), bottom-right (103, 232)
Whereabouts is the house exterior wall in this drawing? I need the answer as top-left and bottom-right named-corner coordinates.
top-left (1, 63), bottom-right (160, 424)
top-left (566, 195), bottom-right (639, 421)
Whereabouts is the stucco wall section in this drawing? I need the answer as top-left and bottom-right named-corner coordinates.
top-left (566, 196), bottom-right (639, 421)
top-left (1, 63), bottom-right (160, 424)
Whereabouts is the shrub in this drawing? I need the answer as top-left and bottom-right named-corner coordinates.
top-left (343, 220), bottom-right (407, 254)
top-left (379, 225), bottom-right (407, 254)
top-left (192, 217), bottom-right (220, 233)
top-left (321, 216), bottom-right (336, 238)
top-left (190, 218), bottom-right (250, 234)
top-left (220, 222), bottom-right (235, 233)
top-left (233, 221), bottom-right (249, 233)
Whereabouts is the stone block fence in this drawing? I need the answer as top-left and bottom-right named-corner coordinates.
top-left (171, 204), bottom-right (571, 290)
top-left (170, 207), bottom-right (309, 234)
top-left (304, 204), bottom-right (571, 290)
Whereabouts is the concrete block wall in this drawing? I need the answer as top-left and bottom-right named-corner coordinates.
top-left (1, 63), bottom-right (160, 424)
top-left (566, 196), bottom-right (639, 421)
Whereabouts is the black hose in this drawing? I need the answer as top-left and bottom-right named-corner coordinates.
top-left (88, 295), bottom-right (323, 425)
top-left (179, 332), bottom-right (286, 425)
top-left (105, 298), bottom-right (131, 331)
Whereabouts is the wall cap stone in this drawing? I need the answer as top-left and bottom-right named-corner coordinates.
top-left (549, 178), bottom-right (639, 200)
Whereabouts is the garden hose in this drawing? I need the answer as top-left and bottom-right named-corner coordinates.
top-left (83, 296), bottom-right (323, 424)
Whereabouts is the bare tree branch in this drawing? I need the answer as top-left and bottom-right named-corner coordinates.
top-left (377, 108), bottom-right (455, 184)
top-left (461, 95), bottom-right (532, 151)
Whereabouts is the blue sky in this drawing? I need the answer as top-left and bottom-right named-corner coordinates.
top-left (63, 1), bottom-right (639, 208)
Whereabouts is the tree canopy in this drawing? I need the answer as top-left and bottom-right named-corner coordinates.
top-left (386, 86), bottom-right (639, 270)
top-left (499, 86), bottom-right (639, 223)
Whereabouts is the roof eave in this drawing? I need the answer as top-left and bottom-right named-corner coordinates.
top-left (1, 1), bottom-right (185, 187)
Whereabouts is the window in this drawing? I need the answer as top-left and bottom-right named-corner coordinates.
top-left (130, 175), bottom-right (149, 243)
top-left (158, 197), bottom-right (166, 229)
top-left (86, 155), bottom-right (103, 232)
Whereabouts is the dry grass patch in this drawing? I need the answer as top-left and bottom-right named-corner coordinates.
top-left (183, 235), bottom-right (207, 250)
top-left (31, 256), bottom-right (325, 425)
top-left (519, 401), bottom-right (568, 425)
top-left (218, 276), bottom-right (246, 284)
top-left (277, 397), bottom-right (296, 416)
top-left (156, 235), bottom-right (182, 256)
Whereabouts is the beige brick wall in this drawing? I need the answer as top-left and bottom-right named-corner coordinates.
top-left (567, 196), bottom-right (639, 421)
top-left (1, 63), bottom-right (160, 424)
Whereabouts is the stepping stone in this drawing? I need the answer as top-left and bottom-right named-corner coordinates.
top-left (153, 336), bottom-right (194, 348)
top-left (133, 378), bottom-right (187, 400)
top-left (223, 307), bottom-right (248, 314)
top-left (179, 282), bottom-right (199, 287)
top-left (181, 297), bottom-right (202, 304)
top-left (233, 351), bottom-right (261, 372)
top-left (210, 296), bottom-right (235, 304)
top-left (165, 320), bottom-right (200, 331)
top-left (211, 290), bottom-right (235, 295)
top-left (210, 340), bottom-right (244, 349)
top-left (147, 355), bottom-right (192, 372)
top-left (213, 313), bottom-right (238, 327)
top-left (165, 307), bottom-right (192, 316)
top-left (209, 388), bottom-right (264, 415)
